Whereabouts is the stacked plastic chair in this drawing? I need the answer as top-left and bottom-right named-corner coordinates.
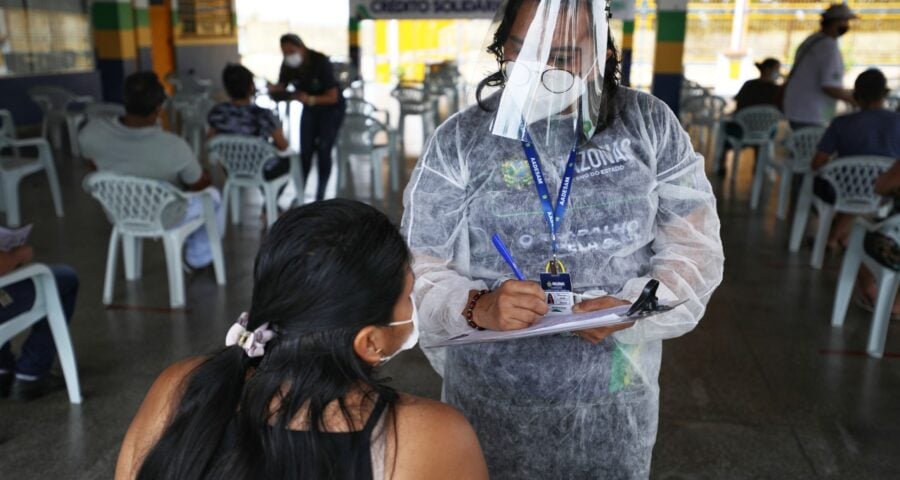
top-left (84, 172), bottom-right (226, 308)
top-left (391, 85), bottom-right (434, 155)
top-left (27, 85), bottom-right (93, 158)
top-left (84, 102), bottom-right (126, 122)
top-left (831, 214), bottom-right (900, 358)
top-left (750, 127), bottom-right (825, 219)
top-left (207, 135), bottom-right (302, 227)
top-left (680, 94), bottom-right (726, 159)
top-left (336, 113), bottom-right (400, 201)
top-left (789, 155), bottom-right (894, 269)
top-left (0, 109), bottom-right (65, 227)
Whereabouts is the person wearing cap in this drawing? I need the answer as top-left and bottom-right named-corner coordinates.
top-left (716, 58), bottom-right (782, 173)
top-left (783, 3), bottom-right (858, 130)
top-left (268, 34), bottom-right (345, 201)
top-left (808, 68), bottom-right (900, 251)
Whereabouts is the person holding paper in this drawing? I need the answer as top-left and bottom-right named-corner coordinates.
top-left (401, 0), bottom-right (724, 477)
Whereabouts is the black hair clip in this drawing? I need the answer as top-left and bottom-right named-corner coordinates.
top-left (626, 279), bottom-right (675, 318)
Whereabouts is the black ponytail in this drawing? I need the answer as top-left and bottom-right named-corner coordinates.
top-left (137, 200), bottom-right (410, 479)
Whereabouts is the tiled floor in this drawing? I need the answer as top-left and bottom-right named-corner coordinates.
top-left (0, 138), bottom-right (898, 479)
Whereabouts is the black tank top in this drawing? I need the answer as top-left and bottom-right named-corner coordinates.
top-left (220, 396), bottom-right (388, 479)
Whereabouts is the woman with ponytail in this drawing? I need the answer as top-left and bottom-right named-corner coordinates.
top-left (115, 199), bottom-right (488, 480)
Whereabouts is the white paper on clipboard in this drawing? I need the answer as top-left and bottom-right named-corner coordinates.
top-left (427, 300), bottom-right (687, 348)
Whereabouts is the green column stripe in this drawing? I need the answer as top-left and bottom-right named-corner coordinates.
top-left (92, 3), bottom-right (135, 30)
top-left (623, 20), bottom-right (635, 34)
top-left (135, 9), bottom-right (150, 28)
top-left (656, 10), bottom-right (687, 42)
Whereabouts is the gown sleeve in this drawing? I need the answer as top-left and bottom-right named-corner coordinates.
top-left (613, 98), bottom-right (725, 345)
top-left (401, 117), bottom-right (489, 373)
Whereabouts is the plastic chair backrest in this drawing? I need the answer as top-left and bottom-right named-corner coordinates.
top-left (786, 127), bottom-right (826, 169)
top-left (166, 72), bottom-right (212, 95)
top-left (392, 86), bottom-right (430, 113)
top-left (84, 172), bottom-right (187, 235)
top-left (85, 102), bottom-right (126, 121)
top-left (346, 98), bottom-right (379, 116)
top-left (207, 135), bottom-right (277, 181)
top-left (339, 114), bottom-right (389, 154)
top-left (27, 85), bottom-right (81, 111)
top-left (734, 105), bottom-right (782, 142)
top-left (680, 95), bottom-right (706, 117)
top-left (706, 95), bottom-right (727, 120)
top-left (818, 155), bottom-right (894, 209)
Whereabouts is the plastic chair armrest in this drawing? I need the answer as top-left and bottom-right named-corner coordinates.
top-left (0, 263), bottom-right (53, 289)
top-left (7, 137), bottom-right (51, 150)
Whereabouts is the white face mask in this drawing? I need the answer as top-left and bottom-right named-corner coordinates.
top-left (504, 61), bottom-right (585, 125)
top-left (379, 295), bottom-right (419, 365)
top-left (522, 78), bottom-right (584, 124)
top-left (284, 53), bottom-right (303, 68)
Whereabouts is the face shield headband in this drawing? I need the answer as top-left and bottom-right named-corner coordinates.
top-left (489, 0), bottom-right (611, 144)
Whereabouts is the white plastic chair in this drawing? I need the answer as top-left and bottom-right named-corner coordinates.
top-left (336, 113), bottom-right (400, 201)
top-left (750, 127), bottom-right (825, 219)
top-left (346, 98), bottom-right (392, 126)
top-left (168, 95), bottom-right (214, 155)
top-left (84, 172), bottom-right (226, 308)
top-left (831, 215), bottom-right (900, 358)
top-left (713, 105), bottom-right (782, 183)
top-left (0, 132), bottom-right (65, 228)
top-left (207, 135), bottom-right (302, 228)
top-left (27, 85), bottom-right (93, 158)
top-left (391, 85), bottom-right (434, 155)
top-left (681, 94), bottom-right (726, 158)
top-left (0, 264), bottom-right (81, 403)
top-left (165, 72), bottom-right (213, 95)
top-left (84, 102), bottom-right (125, 122)
top-left (789, 155), bottom-right (894, 269)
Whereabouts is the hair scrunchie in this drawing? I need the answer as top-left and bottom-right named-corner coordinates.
top-left (225, 312), bottom-right (276, 358)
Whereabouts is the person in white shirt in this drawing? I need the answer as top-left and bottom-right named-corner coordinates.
top-left (782, 3), bottom-right (858, 130)
top-left (79, 71), bottom-right (224, 270)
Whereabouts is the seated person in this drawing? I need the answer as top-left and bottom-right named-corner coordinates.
top-left (717, 58), bottom-right (782, 172)
top-left (79, 71), bottom-right (225, 270)
top-left (0, 245), bottom-right (78, 401)
top-left (810, 68), bottom-right (900, 249)
top-left (115, 200), bottom-right (488, 480)
top-left (856, 161), bottom-right (900, 315)
top-left (207, 64), bottom-right (292, 182)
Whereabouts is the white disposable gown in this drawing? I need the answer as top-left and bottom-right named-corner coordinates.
top-left (401, 87), bottom-right (724, 478)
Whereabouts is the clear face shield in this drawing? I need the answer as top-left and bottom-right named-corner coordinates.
top-left (487, 0), bottom-right (610, 153)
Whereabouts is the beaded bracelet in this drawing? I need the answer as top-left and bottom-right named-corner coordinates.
top-left (464, 289), bottom-right (490, 330)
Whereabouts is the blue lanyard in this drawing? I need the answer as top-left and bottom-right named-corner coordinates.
top-left (521, 132), bottom-right (578, 254)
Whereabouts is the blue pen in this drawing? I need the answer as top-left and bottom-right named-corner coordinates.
top-left (491, 234), bottom-right (527, 281)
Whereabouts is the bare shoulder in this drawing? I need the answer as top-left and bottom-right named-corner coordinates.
top-left (390, 393), bottom-right (488, 480)
top-left (394, 393), bottom-right (468, 426)
top-left (115, 357), bottom-right (206, 480)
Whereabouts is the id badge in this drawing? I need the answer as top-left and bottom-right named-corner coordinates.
top-left (540, 272), bottom-right (574, 315)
